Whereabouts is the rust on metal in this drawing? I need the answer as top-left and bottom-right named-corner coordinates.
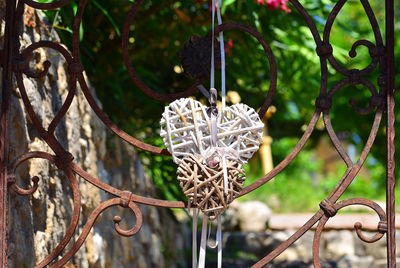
top-left (0, 0), bottom-right (17, 266)
top-left (385, 0), bottom-right (396, 264)
top-left (0, 0), bottom-right (396, 267)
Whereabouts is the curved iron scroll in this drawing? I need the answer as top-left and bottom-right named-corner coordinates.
top-left (0, 0), bottom-right (395, 267)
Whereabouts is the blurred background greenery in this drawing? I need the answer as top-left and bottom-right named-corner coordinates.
top-left (39, 0), bottom-right (400, 212)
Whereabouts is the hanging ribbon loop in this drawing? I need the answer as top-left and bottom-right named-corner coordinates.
top-left (195, 1), bottom-right (225, 267)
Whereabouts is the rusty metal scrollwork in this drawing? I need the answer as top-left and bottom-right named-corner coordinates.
top-left (313, 198), bottom-right (387, 268)
top-left (0, 0), bottom-right (396, 267)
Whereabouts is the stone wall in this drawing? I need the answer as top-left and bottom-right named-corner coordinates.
top-left (5, 8), bottom-right (185, 268)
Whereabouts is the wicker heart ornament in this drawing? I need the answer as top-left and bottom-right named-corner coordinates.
top-left (177, 154), bottom-right (246, 219)
top-left (160, 97), bottom-right (263, 216)
top-left (160, 98), bottom-right (264, 165)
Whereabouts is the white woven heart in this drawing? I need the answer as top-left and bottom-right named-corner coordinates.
top-left (160, 98), bottom-right (264, 164)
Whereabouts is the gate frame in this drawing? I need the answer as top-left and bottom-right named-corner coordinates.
top-left (0, 0), bottom-right (396, 267)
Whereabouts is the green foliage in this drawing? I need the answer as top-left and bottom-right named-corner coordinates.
top-left (40, 0), bottom-right (400, 211)
top-left (243, 147), bottom-right (387, 213)
top-left (242, 138), bottom-right (324, 212)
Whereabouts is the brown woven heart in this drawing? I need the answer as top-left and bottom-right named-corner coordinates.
top-left (177, 154), bottom-right (246, 220)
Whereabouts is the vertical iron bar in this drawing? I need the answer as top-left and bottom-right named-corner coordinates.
top-left (0, 0), bottom-right (15, 266)
top-left (386, 0), bottom-right (396, 266)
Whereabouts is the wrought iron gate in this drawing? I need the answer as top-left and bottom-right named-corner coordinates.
top-left (0, 0), bottom-right (396, 267)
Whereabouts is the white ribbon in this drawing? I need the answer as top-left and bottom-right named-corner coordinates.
top-left (192, 208), bottom-right (198, 268)
top-left (193, 2), bottom-right (226, 267)
top-left (198, 213), bottom-right (208, 268)
top-left (212, 0), bottom-right (228, 196)
top-left (206, 216), bottom-right (222, 268)
top-left (196, 215), bottom-right (222, 268)
top-left (210, 0), bottom-right (216, 90)
top-left (215, 0), bottom-right (225, 262)
top-left (216, 0), bottom-right (226, 111)
top-left (217, 216), bottom-right (222, 268)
